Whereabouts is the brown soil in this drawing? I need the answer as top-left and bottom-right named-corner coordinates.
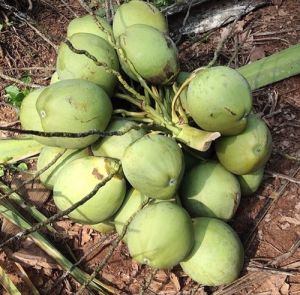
top-left (0, 0), bottom-right (299, 294)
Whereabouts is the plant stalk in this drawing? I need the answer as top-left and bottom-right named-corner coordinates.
top-left (238, 43), bottom-right (300, 90)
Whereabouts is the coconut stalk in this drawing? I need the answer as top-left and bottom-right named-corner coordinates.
top-left (237, 43), bottom-right (300, 91)
top-left (0, 265), bottom-right (21, 295)
top-left (0, 199), bottom-right (116, 294)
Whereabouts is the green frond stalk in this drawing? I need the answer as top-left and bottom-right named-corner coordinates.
top-left (0, 200), bottom-right (117, 294)
top-left (0, 265), bottom-right (21, 295)
top-left (238, 43), bottom-right (300, 91)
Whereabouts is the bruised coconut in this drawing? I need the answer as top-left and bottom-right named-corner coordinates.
top-left (67, 15), bottom-right (113, 43)
top-left (187, 66), bottom-right (252, 135)
top-left (122, 134), bottom-right (184, 200)
top-left (113, 0), bottom-right (168, 38)
top-left (19, 88), bottom-right (54, 146)
top-left (127, 202), bottom-right (194, 269)
top-left (216, 113), bottom-right (272, 175)
top-left (180, 217), bottom-right (244, 286)
top-left (37, 146), bottom-right (90, 189)
top-left (237, 166), bottom-right (264, 196)
top-left (118, 24), bottom-right (179, 84)
top-left (180, 161), bottom-right (241, 221)
top-left (92, 119), bottom-right (146, 160)
top-left (36, 79), bottom-right (112, 149)
top-left (53, 156), bottom-right (126, 224)
top-left (57, 33), bottom-right (119, 95)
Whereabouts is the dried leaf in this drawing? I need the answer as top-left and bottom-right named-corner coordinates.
top-left (169, 272), bottom-right (181, 292)
top-left (1, 218), bottom-right (20, 236)
top-left (249, 46), bottom-right (266, 62)
top-left (11, 241), bottom-right (58, 270)
top-left (11, 173), bottom-right (51, 207)
top-left (280, 281), bottom-right (290, 295)
top-left (280, 216), bottom-right (300, 226)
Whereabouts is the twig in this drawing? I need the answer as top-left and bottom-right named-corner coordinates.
top-left (2, 67), bottom-right (55, 71)
top-left (270, 237), bottom-right (300, 266)
top-left (273, 149), bottom-right (300, 162)
top-left (0, 150), bottom-right (66, 201)
top-left (76, 198), bottom-right (150, 295)
top-left (140, 268), bottom-right (158, 295)
top-left (0, 72), bottom-right (41, 88)
top-left (47, 235), bottom-right (116, 294)
top-left (265, 170), bottom-right (300, 185)
top-left (0, 125), bottom-right (142, 138)
top-left (208, 0), bottom-right (254, 67)
top-left (77, 0), bottom-right (93, 14)
top-left (245, 165), bottom-right (300, 252)
top-left (0, 162), bottom-right (121, 249)
top-left (24, 20), bottom-right (58, 52)
top-left (60, 0), bottom-right (78, 17)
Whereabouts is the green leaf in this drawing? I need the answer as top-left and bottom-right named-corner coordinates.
top-left (5, 85), bottom-right (21, 99)
top-left (17, 162), bottom-right (28, 172)
top-left (4, 85), bottom-right (28, 108)
top-left (21, 74), bottom-right (32, 84)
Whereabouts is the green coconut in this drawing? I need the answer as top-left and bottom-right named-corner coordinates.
top-left (19, 88), bottom-right (54, 146)
top-left (57, 33), bottom-right (119, 96)
top-left (53, 156), bottom-right (126, 224)
top-left (215, 113), bottom-right (272, 175)
top-left (37, 146), bottom-right (90, 189)
top-left (92, 118), bottom-right (146, 160)
top-left (113, 0), bottom-right (168, 38)
top-left (114, 188), bottom-right (149, 240)
top-left (180, 161), bottom-right (241, 221)
top-left (187, 66), bottom-right (252, 135)
top-left (127, 202), bottom-right (194, 269)
top-left (122, 134), bottom-right (184, 200)
top-left (180, 217), bottom-right (244, 286)
top-left (117, 24), bottom-right (179, 84)
top-left (67, 15), bottom-right (113, 43)
top-left (50, 72), bottom-right (60, 84)
top-left (36, 79), bottom-right (112, 149)
top-left (91, 220), bottom-right (115, 233)
top-left (237, 166), bottom-right (265, 196)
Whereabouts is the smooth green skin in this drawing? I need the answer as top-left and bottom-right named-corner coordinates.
top-left (50, 72), bottom-right (60, 84)
top-left (53, 156), bottom-right (126, 224)
top-left (127, 202), bottom-right (194, 269)
top-left (216, 114), bottom-right (272, 175)
top-left (91, 220), bottom-right (115, 233)
top-left (113, 0), bottom-right (168, 39)
top-left (180, 161), bottom-right (241, 221)
top-left (122, 134), bottom-right (184, 200)
top-left (238, 166), bottom-right (264, 196)
top-left (180, 217), bottom-right (244, 286)
top-left (118, 24), bottom-right (179, 84)
top-left (57, 33), bottom-right (119, 96)
top-left (92, 119), bottom-right (146, 160)
top-left (36, 79), bottom-right (112, 149)
top-left (67, 15), bottom-right (113, 43)
top-left (19, 88), bottom-right (54, 146)
top-left (37, 146), bottom-right (90, 189)
top-left (187, 66), bottom-right (252, 135)
top-left (114, 188), bottom-right (149, 241)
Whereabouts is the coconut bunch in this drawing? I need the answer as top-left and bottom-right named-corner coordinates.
top-left (18, 0), bottom-right (273, 287)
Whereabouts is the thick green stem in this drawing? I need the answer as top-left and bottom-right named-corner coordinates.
top-left (238, 43), bottom-right (300, 90)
